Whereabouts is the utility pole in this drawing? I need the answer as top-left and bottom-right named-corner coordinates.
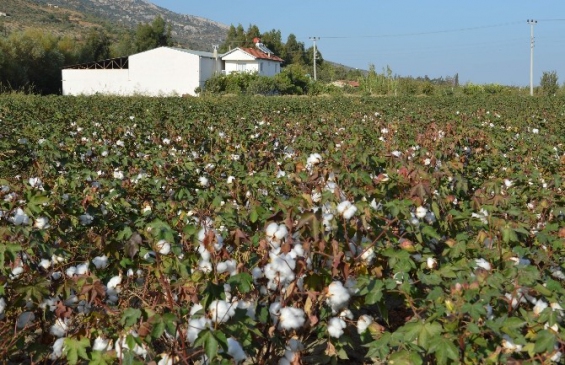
top-left (309, 37), bottom-right (320, 81)
top-left (527, 19), bottom-right (537, 96)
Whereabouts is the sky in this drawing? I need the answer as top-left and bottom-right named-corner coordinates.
top-left (151, 0), bottom-right (565, 86)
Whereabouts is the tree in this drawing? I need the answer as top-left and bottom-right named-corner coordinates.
top-left (283, 34), bottom-right (306, 66)
top-left (135, 15), bottom-right (172, 52)
top-left (540, 71), bottom-right (559, 96)
top-left (79, 29), bottom-right (110, 63)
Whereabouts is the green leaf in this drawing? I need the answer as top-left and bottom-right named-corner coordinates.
top-left (418, 322), bottom-right (443, 350)
top-left (227, 272), bottom-right (254, 294)
top-left (428, 336), bottom-right (459, 364)
top-left (388, 350), bottom-right (423, 365)
top-left (421, 225), bottom-right (441, 240)
top-left (250, 209), bottom-right (258, 223)
top-left (120, 308), bottom-right (142, 327)
top-left (89, 350), bottom-right (113, 365)
top-left (64, 337), bottom-right (91, 365)
top-left (151, 317), bottom-right (166, 339)
top-left (534, 330), bottom-right (556, 353)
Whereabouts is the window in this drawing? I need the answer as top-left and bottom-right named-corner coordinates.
top-left (237, 63), bottom-right (245, 72)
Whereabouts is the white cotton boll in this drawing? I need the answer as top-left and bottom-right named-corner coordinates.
top-left (158, 353), bottom-right (174, 365)
top-left (357, 314), bottom-right (373, 334)
top-left (34, 217), bottom-right (49, 229)
top-left (311, 191), bottom-right (322, 203)
top-left (307, 153), bottom-right (322, 166)
top-left (426, 257), bottom-right (437, 269)
top-left (533, 300), bottom-right (548, 316)
top-left (17, 311), bottom-right (35, 328)
top-left (39, 258), bottom-right (51, 270)
top-left (504, 179), bottom-right (513, 188)
top-left (199, 176), bottom-right (209, 187)
top-left (227, 337), bottom-right (247, 363)
top-left (265, 222), bottom-right (279, 238)
top-left (113, 170), bottom-right (124, 180)
top-left (339, 309), bottom-right (354, 320)
top-left (251, 267), bottom-right (264, 282)
top-left (274, 225), bottom-right (288, 241)
top-left (343, 205), bottom-right (357, 220)
top-left (76, 262), bottom-right (89, 275)
top-left (474, 258), bottom-right (491, 271)
top-left (337, 201), bottom-right (352, 215)
top-left (52, 271), bottom-right (62, 280)
top-left (187, 317), bottom-right (210, 344)
top-left (327, 281), bottom-right (351, 313)
top-left (502, 335), bottom-right (522, 352)
top-left (143, 251), bottom-right (156, 261)
top-left (50, 337), bottom-right (65, 360)
top-left (93, 336), bottom-right (111, 351)
top-left (227, 175), bottom-right (235, 184)
top-left (10, 208), bottom-right (30, 225)
top-left (291, 243), bottom-right (305, 258)
top-left (328, 317), bottom-right (346, 338)
top-left (156, 240), bottom-right (171, 255)
top-left (415, 206), bottom-right (428, 219)
top-left (209, 300), bottom-right (236, 323)
top-left (217, 259), bottom-right (238, 276)
top-left (92, 255), bottom-right (109, 269)
top-left (279, 307), bottom-right (305, 330)
top-left (0, 297), bottom-right (6, 316)
top-left (79, 213), bottom-right (94, 225)
top-left (199, 260), bottom-right (212, 273)
top-left (65, 266), bottom-right (77, 278)
top-left (50, 318), bottom-right (68, 338)
top-left (107, 275), bottom-right (122, 290)
top-left (269, 302), bottom-right (281, 324)
top-left (190, 303), bottom-right (204, 316)
top-left (361, 247), bottom-right (375, 263)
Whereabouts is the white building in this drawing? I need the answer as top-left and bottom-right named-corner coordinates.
top-left (62, 41), bottom-right (283, 97)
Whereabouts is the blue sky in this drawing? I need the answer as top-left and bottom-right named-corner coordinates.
top-left (152, 0), bottom-right (565, 86)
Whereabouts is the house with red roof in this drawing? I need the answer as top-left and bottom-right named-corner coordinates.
top-left (222, 38), bottom-right (284, 77)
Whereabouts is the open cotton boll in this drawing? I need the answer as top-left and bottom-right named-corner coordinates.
top-left (217, 259), bottom-right (238, 276)
top-left (92, 255), bottom-right (109, 269)
top-left (0, 297), bottom-right (6, 316)
top-left (327, 281), bottom-right (351, 313)
top-left (415, 206), bottom-right (428, 219)
top-left (533, 299), bottom-right (548, 316)
top-left (155, 240), bottom-right (171, 255)
top-left (357, 314), bottom-right (373, 334)
top-left (269, 301), bottom-right (281, 324)
top-left (39, 258), bottom-right (51, 270)
top-left (107, 274), bottom-right (122, 290)
top-left (187, 317), bottom-right (211, 344)
top-left (197, 228), bottom-right (224, 251)
top-left (501, 335), bottom-right (522, 352)
top-left (328, 317), bottom-right (346, 338)
top-left (92, 336), bottom-right (111, 351)
top-left (65, 266), bottom-right (77, 278)
top-left (474, 258), bottom-right (491, 271)
top-left (34, 217), bottom-right (49, 229)
top-left (209, 300), bottom-right (236, 323)
top-left (227, 337), bottom-right (247, 363)
top-left (76, 262), bottom-right (89, 275)
top-left (279, 307), bottom-right (306, 330)
top-left (50, 337), bottom-right (65, 360)
top-left (50, 318), bottom-right (68, 338)
top-left (198, 176), bottom-right (209, 187)
top-left (10, 208), bottom-right (30, 225)
top-left (306, 153), bottom-right (322, 166)
top-left (17, 311), bottom-right (35, 329)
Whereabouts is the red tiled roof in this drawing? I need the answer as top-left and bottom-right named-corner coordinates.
top-left (239, 47), bottom-right (284, 62)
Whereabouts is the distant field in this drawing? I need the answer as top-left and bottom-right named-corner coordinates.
top-left (1, 95), bottom-right (564, 364)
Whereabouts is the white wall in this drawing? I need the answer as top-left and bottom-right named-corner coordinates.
top-left (62, 69), bottom-right (130, 96)
top-left (128, 48), bottom-right (199, 96)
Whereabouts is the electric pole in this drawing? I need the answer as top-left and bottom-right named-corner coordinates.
top-left (527, 19), bottom-right (537, 96)
top-left (309, 37), bottom-right (320, 81)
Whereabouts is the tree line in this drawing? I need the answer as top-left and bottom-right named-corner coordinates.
top-left (0, 16), bottom-right (172, 94)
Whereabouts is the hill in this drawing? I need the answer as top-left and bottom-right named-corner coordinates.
top-left (0, 0), bottom-right (229, 52)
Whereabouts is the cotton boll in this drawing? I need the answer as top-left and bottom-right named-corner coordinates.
top-left (251, 267), bottom-right (264, 283)
top-left (327, 281), bottom-right (351, 313)
top-left (187, 317), bottom-right (210, 344)
top-left (39, 258), bottom-right (51, 270)
top-left (269, 302), bottom-right (281, 324)
top-left (357, 314), bottom-right (373, 334)
top-left (227, 337), bottom-right (247, 363)
top-left (279, 307), bottom-right (305, 330)
top-left (474, 258), bottom-right (491, 271)
top-left (92, 255), bottom-right (109, 269)
top-left (107, 274), bottom-right (122, 290)
top-left (306, 153), bottom-right (322, 166)
top-left (502, 335), bottom-right (522, 352)
top-left (533, 300), bottom-right (548, 316)
top-left (361, 247), bottom-right (375, 264)
top-left (79, 213), bottom-right (94, 226)
top-left (426, 257), bottom-right (437, 269)
top-left (92, 336), bottom-right (111, 351)
top-left (339, 309), bottom-right (354, 319)
top-left (199, 176), bottom-right (209, 187)
top-left (10, 208), bottom-right (30, 225)
top-left (217, 259), bottom-right (238, 276)
top-left (209, 300), bottom-right (236, 323)
top-left (34, 217), bottom-right (49, 229)
top-left (156, 240), bottom-right (171, 255)
top-left (50, 318), bottom-right (68, 338)
top-left (328, 317), bottom-right (346, 338)
top-left (50, 337), bottom-right (65, 360)
top-left (17, 311), bottom-right (35, 328)
top-left (415, 206), bottom-right (428, 219)
top-left (65, 266), bottom-right (77, 278)
top-left (0, 297), bottom-right (6, 316)
top-left (336, 201), bottom-right (352, 216)
top-left (76, 262), bottom-right (89, 275)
